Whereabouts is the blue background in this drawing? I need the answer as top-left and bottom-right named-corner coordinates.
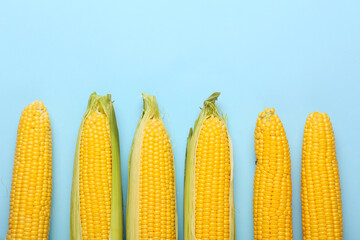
top-left (0, 1), bottom-right (359, 239)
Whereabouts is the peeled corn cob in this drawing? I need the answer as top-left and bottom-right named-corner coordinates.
top-left (184, 92), bottom-right (235, 240)
top-left (6, 101), bottom-right (52, 240)
top-left (70, 93), bottom-right (123, 240)
top-left (126, 93), bottom-right (177, 240)
top-left (253, 108), bottom-right (292, 239)
top-left (301, 112), bottom-right (343, 239)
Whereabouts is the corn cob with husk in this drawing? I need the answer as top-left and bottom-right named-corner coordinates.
top-left (301, 112), bottom-right (343, 239)
top-left (253, 108), bottom-right (293, 239)
top-left (6, 101), bottom-right (52, 239)
top-left (184, 92), bottom-right (235, 240)
top-left (70, 92), bottom-right (123, 240)
top-left (126, 93), bottom-right (177, 240)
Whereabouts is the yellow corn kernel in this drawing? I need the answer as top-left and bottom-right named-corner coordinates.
top-left (7, 101), bottom-right (52, 240)
top-left (253, 108), bottom-right (292, 240)
top-left (79, 111), bottom-right (112, 240)
top-left (195, 116), bottom-right (231, 240)
top-left (301, 112), bottom-right (343, 239)
top-left (139, 118), bottom-right (176, 239)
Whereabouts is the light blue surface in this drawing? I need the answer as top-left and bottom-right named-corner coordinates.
top-left (0, 1), bottom-right (360, 239)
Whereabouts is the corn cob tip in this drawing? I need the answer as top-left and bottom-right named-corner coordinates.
top-left (142, 93), bottom-right (160, 119)
top-left (255, 109), bottom-right (284, 142)
top-left (258, 108), bottom-right (275, 119)
top-left (257, 108), bottom-right (279, 129)
top-left (307, 111), bottom-right (330, 120)
top-left (24, 100), bottom-right (46, 112)
top-left (29, 100), bottom-right (44, 106)
top-left (22, 101), bottom-right (49, 122)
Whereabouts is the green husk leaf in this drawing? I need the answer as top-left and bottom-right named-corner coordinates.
top-left (70, 92), bottom-right (123, 240)
top-left (184, 92), bottom-right (235, 240)
top-left (126, 93), bottom-right (178, 240)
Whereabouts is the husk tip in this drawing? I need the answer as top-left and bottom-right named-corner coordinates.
top-left (203, 92), bottom-right (220, 107)
top-left (142, 93), bottom-right (160, 118)
top-left (187, 128), bottom-right (193, 139)
top-left (86, 92), bottom-right (113, 115)
top-left (201, 92), bottom-right (221, 117)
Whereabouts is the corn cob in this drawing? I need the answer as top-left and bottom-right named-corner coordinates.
top-left (301, 112), bottom-right (343, 239)
top-left (126, 94), bottom-right (177, 240)
top-left (253, 108), bottom-right (292, 239)
top-left (70, 93), bottom-right (123, 240)
top-left (184, 92), bottom-right (235, 240)
top-left (6, 101), bottom-right (52, 240)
